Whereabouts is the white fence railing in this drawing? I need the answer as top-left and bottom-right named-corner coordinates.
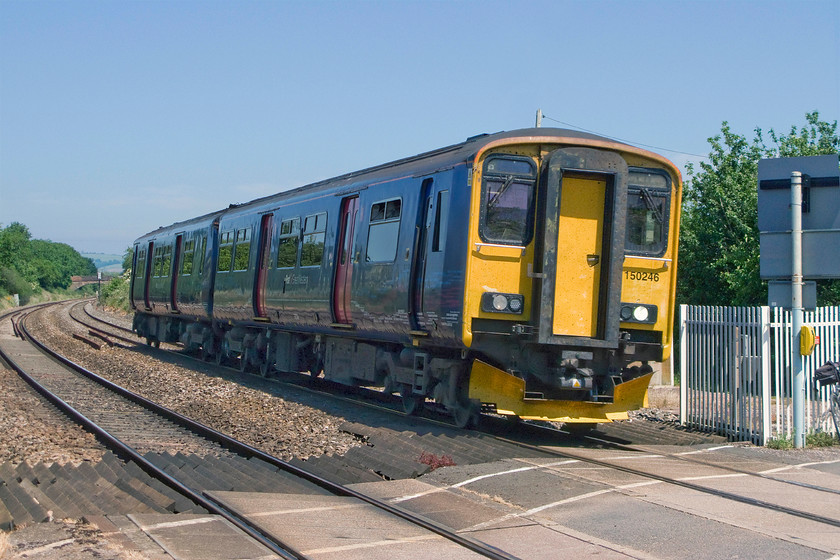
top-left (679, 305), bottom-right (840, 445)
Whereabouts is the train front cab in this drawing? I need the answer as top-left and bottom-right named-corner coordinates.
top-left (462, 138), bottom-right (680, 424)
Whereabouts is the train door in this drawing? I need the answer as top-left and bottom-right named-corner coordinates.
top-left (171, 235), bottom-right (183, 312)
top-left (411, 178), bottom-right (448, 329)
top-left (253, 213), bottom-right (273, 319)
top-left (129, 244), bottom-right (139, 309)
top-left (333, 196), bottom-right (359, 323)
top-left (538, 148), bottom-right (627, 346)
top-left (143, 241), bottom-right (154, 310)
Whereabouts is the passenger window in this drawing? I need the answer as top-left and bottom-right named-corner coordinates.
top-left (433, 190), bottom-right (449, 252)
top-left (136, 249), bottom-right (146, 279)
top-left (154, 245), bottom-right (171, 278)
top-left (218, 231), bottom-right (233, 272)
top-left (277, 218), bottom-right (300, 268)
top-left (152, 247), bottom-right (161, 277)
top-left (233, 228), bottom-right (251, 271)
top-left (161, 245), bottom-right (172, 277)
top-left (480, 155), bottom-right (537, 245)
top-left (196, 236), bottom-right (206, 274)
top-left (366, 198), bottom-right (401, 262)
top-left (625, 168), bottom-right (671, 256)
top-left (300, 212), bottom-right (327, 267)
top-left (181, 239), bottom-right (195, 275)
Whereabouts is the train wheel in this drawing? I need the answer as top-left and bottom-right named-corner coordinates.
top-left (200, 332), bottom-right (215, 362)
top-left (401, 385), bottom-right (425, 416)
top-left (452, 399), bottom-right (480, 429)
top-left (382, 373), bottom-right (396, 395)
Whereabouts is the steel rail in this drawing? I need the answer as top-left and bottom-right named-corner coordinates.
top-left (574, 427), bottom-right (840, 498)
top-left (6, 306), bottom-right (307, 560)
top-left (70, 300), bottom-right (140, 345)
top-left (73, 301), bottom-right (840, 505)
top-left (80, 300), bottom-right (136, 336)
top-left (24, 302), bottom-right (520, 560)
top-left (489, 431), bottom-right (840, 530)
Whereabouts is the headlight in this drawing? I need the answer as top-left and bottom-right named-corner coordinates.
top-left (481, 292), bottom-right (525, 314)
top-left (619, 303), bottom-right (657, 324)
top-left (633, 306), bottom-right (649, 322)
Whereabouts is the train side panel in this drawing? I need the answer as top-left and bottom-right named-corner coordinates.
top-left (262, 196), bottom-right (341, 329)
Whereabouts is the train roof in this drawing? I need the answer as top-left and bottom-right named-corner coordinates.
top-left (135, 127), bottom-right (667, 242)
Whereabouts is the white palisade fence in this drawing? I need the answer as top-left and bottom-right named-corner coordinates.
top-left (679, 305), bottom-right (840, 445)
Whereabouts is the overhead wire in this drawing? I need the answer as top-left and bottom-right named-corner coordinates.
top-left (540, 114), bottom-right (709, 159)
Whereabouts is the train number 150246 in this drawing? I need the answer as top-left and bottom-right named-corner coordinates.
top-left (624, 270), bottom-right (660, 282)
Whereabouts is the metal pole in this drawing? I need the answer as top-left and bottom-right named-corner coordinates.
top-left (535, 109), bottom-right (543, 128)
top-left (791, 171), bottom-right (805, 448)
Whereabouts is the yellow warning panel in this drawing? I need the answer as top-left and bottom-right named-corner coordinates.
top-left (468, 360), bottom-right (652, 423)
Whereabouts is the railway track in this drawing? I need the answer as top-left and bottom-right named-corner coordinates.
top-left (66, 300), bottom-right (840, 516)
top-left (0, 303), bottom-right (520, 559)
top-left (7, 300), bottom-right (839, 557)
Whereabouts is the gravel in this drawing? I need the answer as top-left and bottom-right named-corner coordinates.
top-left (0, 366), bottom-right (105, 466)
top-left (13, 302), bottom-right (361, 464)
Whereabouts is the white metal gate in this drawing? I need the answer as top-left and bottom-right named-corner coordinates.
top-left (679, 305), bottom-right (840, 445)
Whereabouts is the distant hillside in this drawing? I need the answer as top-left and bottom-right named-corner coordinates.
top-left (82, 252), bottom-right (124, 273)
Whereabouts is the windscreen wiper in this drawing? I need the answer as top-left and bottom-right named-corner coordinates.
top-left (488, 176), bottom-right (515, 209)
top-left (640, 188), bottom-right (664, 223)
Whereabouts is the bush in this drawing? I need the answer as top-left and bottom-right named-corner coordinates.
top-left (100, 272), bottom-right (131, 312)
top-left (766, 431), bottom-right (838, 449)
top-left (766, 436), bottom-right (793, 450)
top-left (0, 266), bottom-right (35, 305)
top-left (807, 431), bottom-right (839, 447)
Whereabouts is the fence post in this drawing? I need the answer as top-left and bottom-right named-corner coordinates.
top-left (760, 306), bottom-right (771, 445)
top-left (680, 304), bottom-right (688, 426)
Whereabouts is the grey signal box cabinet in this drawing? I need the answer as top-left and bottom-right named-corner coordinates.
top-left (758, 154), bottom-right (840, 279)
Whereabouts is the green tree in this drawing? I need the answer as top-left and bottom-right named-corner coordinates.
top-left (0, 222), bottom-right (98, 296)
top-left (122, 246), bottom-right (134, 273)
top-left (0, 222), bottom-right (35, 280)
top-left (679, 112), bottom-right (840, 306)
top-left (30, 239), bottom-right (97, 289)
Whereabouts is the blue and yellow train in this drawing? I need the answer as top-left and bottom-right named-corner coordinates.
top-left (130, 128), bottom-right (681, 427)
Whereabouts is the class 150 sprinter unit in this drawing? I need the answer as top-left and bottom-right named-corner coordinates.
top-left (130, 128), bottom-right (682, 428)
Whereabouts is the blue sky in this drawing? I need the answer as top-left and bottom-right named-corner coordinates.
top-left (1, 0), bottom-right (838, 255)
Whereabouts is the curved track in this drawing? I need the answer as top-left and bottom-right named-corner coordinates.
top-left (2, 302), bottom-right (519, 560)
